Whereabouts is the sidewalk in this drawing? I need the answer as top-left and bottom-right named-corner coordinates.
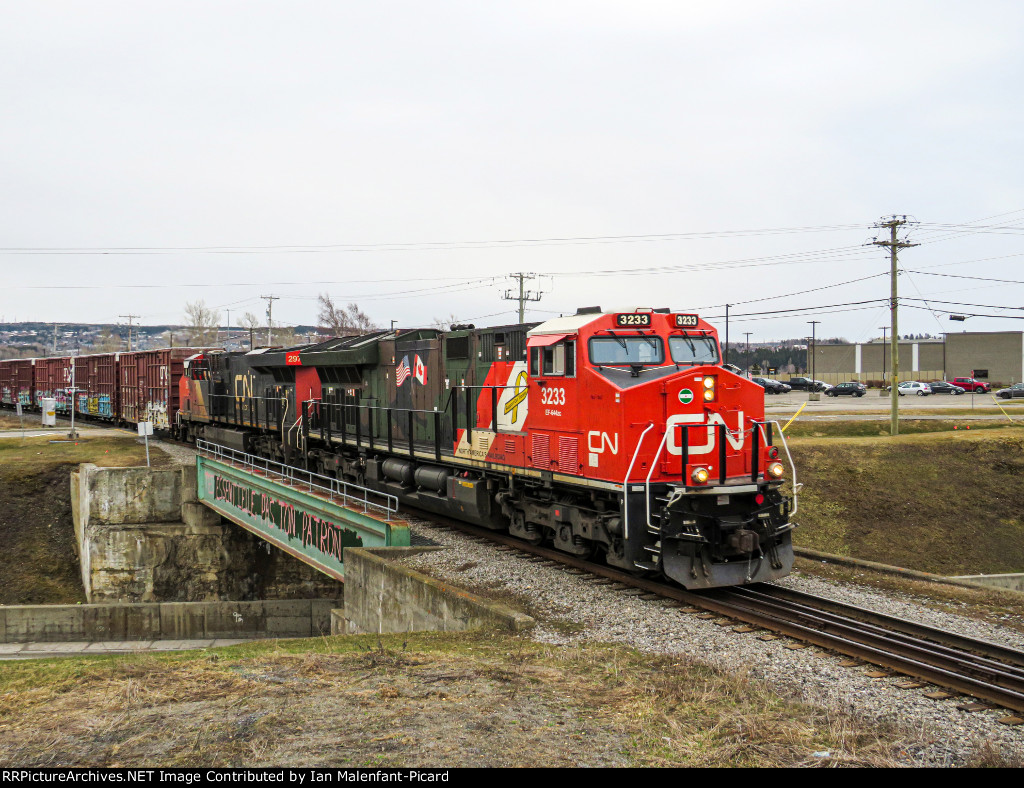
top-left (0, 638), bottom-right (255, 660)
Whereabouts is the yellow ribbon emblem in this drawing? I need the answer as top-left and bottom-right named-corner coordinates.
top-left (503, 371), bottom-right (529, 423)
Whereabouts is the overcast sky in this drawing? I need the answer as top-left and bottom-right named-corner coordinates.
top-left (2, 2), bottom-right (1023, 343)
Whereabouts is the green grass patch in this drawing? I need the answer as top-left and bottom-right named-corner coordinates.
top-left (783, 419), bottom-right (1022, 439)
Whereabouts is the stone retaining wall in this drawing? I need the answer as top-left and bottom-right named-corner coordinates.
top-left (0, 599), bottom-right (341, 643)
top-left (337, 547), bottom-right (534, 635)
top-left (71, 461), bottom-right (341, 603)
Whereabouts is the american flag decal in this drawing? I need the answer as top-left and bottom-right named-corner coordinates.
top-left (396, 355), bottom-right (411, 386)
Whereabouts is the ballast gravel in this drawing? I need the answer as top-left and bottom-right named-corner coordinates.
top-left (150, 438), bottom-right (199, 465)
top-left (402, 519), bottom-right (1024, 767)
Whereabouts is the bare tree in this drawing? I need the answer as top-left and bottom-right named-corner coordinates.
top-left (93, 328), bottom-right (123, 352)
top-left (317, 294), bottom-right (378, 336)
top-left (235, 311), bottom-right (261, 349)
top-left (184, 300), bottom-right (221, 345)
top-left (430, 314), bottom-right (461, 331)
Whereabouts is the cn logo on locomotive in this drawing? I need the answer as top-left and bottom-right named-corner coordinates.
top-left (587, 430), bottom-right (619, 455)
top-left (665, 411), bottom-right (746, 455)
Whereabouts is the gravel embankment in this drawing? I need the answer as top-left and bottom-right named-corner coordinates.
top-left (150, 438), bottom-right (199, 465)
top-left (404, 518), bottom-right (1024, 766)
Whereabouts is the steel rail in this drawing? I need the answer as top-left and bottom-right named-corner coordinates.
top-left (735, 584), bottom-right (1024, 672)
top-left (709, 587), bottom-right (1024, 700)
top-left (416, 511), bottom-right (1024, 713)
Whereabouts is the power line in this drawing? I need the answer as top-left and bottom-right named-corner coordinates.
top-left (0, 223), bottom-right (870, 255)
top-left (903, 269), bottom-right (1024, 286)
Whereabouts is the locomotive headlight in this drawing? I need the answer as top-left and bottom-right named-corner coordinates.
top-left (703, 375), bottom-right (717, 402)
top-left (691, 466), bottom-right (710, 484)
top-left (767, 461), bottom-right (785, 478)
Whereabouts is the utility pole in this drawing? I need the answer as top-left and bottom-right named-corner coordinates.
top-left (743, 332), bottom-right (753, 376)
top-left (261, 294), bottom-right (279, 346)
top-left (119, 314), bottom-right (139, 352)
top-left (872, 216), bottom-right (918, 436)
top-left (879, 327), bottom-right (888, 388)
top-left (52, 323), bottom-right (61, 355)
top-left (502, 273), bottom-right (542, 323)
top-left (724, 304), bottom-right (730, 365)
top-left (807, 321), bottom-right (820, 397)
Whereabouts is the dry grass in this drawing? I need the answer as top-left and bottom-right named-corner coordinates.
top-left (788, 429), bottom-right (1024, 574)
top-left (0, 434), bottom-right (173, 475)
top-left (0, 633), bottom-right (967, 768)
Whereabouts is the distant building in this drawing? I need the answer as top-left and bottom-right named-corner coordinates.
top-left (810, 332), bottom-right (1024, 385)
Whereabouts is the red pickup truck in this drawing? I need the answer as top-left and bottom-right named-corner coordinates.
top-left (952, 377), bottom-right (991, 393)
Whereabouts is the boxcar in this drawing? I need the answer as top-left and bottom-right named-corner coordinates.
top-left (34, 357), bottom-right (74, 414)
top-left (73, 353), bottom-right (119, 420)
top-left (119, 348), bottom-right (206, 430)
top-left (0, 359), bottom-right (34, 408)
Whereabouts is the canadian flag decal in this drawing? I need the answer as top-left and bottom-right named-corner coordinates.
top-left (414, 354), bottom-right (428, 386)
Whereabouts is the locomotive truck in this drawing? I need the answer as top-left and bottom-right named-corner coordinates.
top-left (176, 308), bottom-right (796, 589)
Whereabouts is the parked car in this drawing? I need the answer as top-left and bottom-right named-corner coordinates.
top-left (787, 377), bottom-right (828, 392)
top-left (825, 381), bottom-right (867, 397)
top-left (896, 381), bottom-right (932, 396)
top-left (951, 377), bottom-right (991, 393)
top-left (813, 380), bottom-right (833, 393)
top-left (929, 381), bottom-right (966, 395)
top-left (752, 377), bottom-right (791, 394)
top-left (996, 383), bottom-right (1024, 399)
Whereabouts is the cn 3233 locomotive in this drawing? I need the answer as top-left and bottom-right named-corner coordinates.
top-left (177, 307), bottom-right (796, 589)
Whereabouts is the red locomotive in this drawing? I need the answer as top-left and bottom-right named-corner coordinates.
top-left (177, 308), bottom-right (795, 589)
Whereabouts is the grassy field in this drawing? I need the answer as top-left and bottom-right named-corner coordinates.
top-left (787, 427), bottom-right (1024, 574)
top-left (784, 419), bottom-right (1023, 439)
top-left (0, 632), bottom-right (947, 768)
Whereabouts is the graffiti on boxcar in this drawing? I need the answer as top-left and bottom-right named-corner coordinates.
top-left (85, 394), bottom-right (113, 418)
top-left (145, 401), bottom-right (170, 430)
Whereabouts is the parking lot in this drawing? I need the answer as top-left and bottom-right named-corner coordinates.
top-left (762, 387), bottom-right (1022, 420)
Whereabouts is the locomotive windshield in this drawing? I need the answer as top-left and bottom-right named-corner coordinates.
top-left (668, 334), bottom-right (719, 365)
top-left (588, 336), bottom-right (664, 366)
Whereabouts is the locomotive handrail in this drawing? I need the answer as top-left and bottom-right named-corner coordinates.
top-left (622, 422), bottom-right (656, 541)
top-left (644, 427), bottom-right (673, 532)
top-left (195, 439), bottom-right (398, 520)
top-left (763, 420), bottom-right (799, 515)
top-left (644, 420), bottom-right (783, 531)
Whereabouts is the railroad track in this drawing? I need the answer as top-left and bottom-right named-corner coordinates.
top-left (421, 514), bottom-right (1024, 717)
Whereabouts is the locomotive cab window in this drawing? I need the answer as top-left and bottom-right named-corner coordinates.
top-left (530, 340), bottom-right (576, 377)
top-left (588, 336), bottom-right (664, 366)
top-left (668, 334), bottom-right (719, 365)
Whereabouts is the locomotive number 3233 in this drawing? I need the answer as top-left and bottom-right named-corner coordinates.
top-left (540, 387), bottom-right (566, 405)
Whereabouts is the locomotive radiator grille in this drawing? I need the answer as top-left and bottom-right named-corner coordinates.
top-left (558, 436), bottom-right (579, 471)
top-left (532, 433), bottom-right (550, 466)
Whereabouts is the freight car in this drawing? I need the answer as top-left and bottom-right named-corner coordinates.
top-left (0, 347), bottom-right (209, 427)
top-left (0, 358), bottom-right (34, 408)
top-left (176, 309), bottom-right (795, 589)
